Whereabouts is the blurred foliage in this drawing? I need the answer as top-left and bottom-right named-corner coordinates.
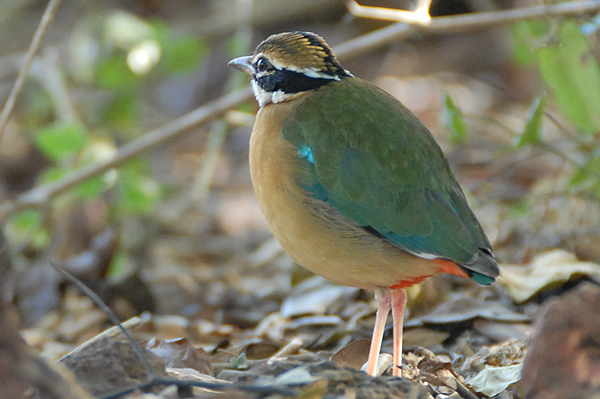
top-left (5, 10), bottom-right (207, 274)
top-left (35, 122), bottom-right (89, 162)
top-left (569, 151), bottom-right (600, 193)
top-left (5, 209), bottom-right (49, 252)
top-left (514, 94), bottom-right (546, 148)
top-left (511, 18), bottom-right (600, 130)
top-left (442, 93), bottom-right (468, 144)
top-left (116, 159), bottom-right (161, 216)
top-left (508, 18), bottom-right (600, 197)
top-left (444, 17), bottom-right (600, 202)
top-left (537, 22), bottom-right (600, 134)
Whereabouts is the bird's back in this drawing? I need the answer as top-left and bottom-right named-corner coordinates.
top-left (281, 77), bottom-right (498, 283)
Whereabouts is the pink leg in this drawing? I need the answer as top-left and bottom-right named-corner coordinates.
top-left (366, 287), bottom-right (391, 376)
top-left (391, 287), bottom-right (407, 377)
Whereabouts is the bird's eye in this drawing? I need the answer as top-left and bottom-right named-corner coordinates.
top-left (255, 57), bottom-right (271, 73)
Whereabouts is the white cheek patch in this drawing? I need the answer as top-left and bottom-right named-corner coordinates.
top-left (271, 90), bottom-right (293, 103)
top-left (251, 80), bottom-right (294, 107)
top-left (251, 80), bottom-right (271, 107)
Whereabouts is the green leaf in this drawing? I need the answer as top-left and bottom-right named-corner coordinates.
top-left (35, 123), bottom-right (88, 162)
top-left (96, 56), bottom-right (140, 91)
top-left (569, 152), bottom-right (600, 189)
top-left (39, 163), bottom-right (107, 200)
top-left (118, 159), bottom-right (160, 215)
top-left (7, 209), bottom-right (40, 237)
top-left (536, 21), bottom-right (600, 133)
top-left (515, 94), bottom-right (546, 147)
top-left (104, 94), bottom-right (139, 127)
top-left (230, 353), bottom-right (248, 370)
top-left (508, 199), bottom-right (532, 217)
top-left (160, 35), bottom-right (206, 74)
top-left (442, 93), bottom-right (467, 144)
top-left (510, 23), bottom-right (533, 67)
top-left (76, 175), bottom-right (107, 200)
top-left (148, 18), bottom-right (169, 41)
top-left (5, 209), bottom-right (50, 250)
top-left (40, 166), bottom-right (67, 183)
top-left (510, 20), bottom-right (550, 67)
top-left (107, 251), bottom-right (130, 278)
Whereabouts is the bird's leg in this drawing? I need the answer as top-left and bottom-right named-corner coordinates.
top-left (391, 287), bottom-right (407, 377)
top-left (366, 287), bottom-right (391, 376)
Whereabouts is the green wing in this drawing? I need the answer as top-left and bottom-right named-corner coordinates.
top-left (282, 78), bottom-right (498, 282)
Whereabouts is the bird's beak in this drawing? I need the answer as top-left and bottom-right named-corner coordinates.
top-left (228, 56), bottom-right (254, 75)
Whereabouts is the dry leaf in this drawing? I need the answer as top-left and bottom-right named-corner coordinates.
top-left (468, 364), bottom-right (522, 396)
top-left (143, 337), bottom-right (213, 376)
top-left (280, 277), bottom-right (358, 317)
top-left (406, 297), bottom-right (529, 326)
top-left (498, 250), bottom-right (600, 303)
top-left (330, 338), bottom-right (371, 371)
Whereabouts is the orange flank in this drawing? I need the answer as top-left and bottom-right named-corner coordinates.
top-left (435, 258), bottom-right (470, 278)
top-left (391, 258), bottom-right (468, 290)
top-left (391, 276), bottom-right (430, 290)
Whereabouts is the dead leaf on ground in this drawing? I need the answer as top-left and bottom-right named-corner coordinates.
top-left (468, 363), bottom-right (523, 396)
top-left (330, 338), bottom-right (370, 371)
top-left (60, 337), bottom-right (169, 396)
top-left (498, 250), bottom-right (600, 303)
top-left (142, 337), bottom-right (213, 376)
top-left (405, 296), bottom-right (529, 326)
top-left (220, 359), bottom-right (431, 399)
top-left (280, 276), bottom-right (359, 318)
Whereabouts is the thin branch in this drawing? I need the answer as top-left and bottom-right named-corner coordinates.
top-left (0, 0), bottom-right (62, 144)
top-left (544, 111), bottom-right (588, 145)
top-left (2, 0), bottom-right (599, 219)
top-left (426, 0), bottom-right (600, 32)
top-left (335, 0), bottom-right (600, 60)
top-left (38, 47), bottom-right (79, 124)
top-left (0, 86), bottom-right (252, 220)
top-left (50, 261), bottom-right (297, 399)
top-left (49, 261), bottom-right (156, 377)
top-left (347, 0), bottom-right (432, 25)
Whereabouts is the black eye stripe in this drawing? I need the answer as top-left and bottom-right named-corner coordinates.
top-left (256, 68), bottom-right (332, 94)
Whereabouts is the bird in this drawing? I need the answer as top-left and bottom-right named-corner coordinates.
top-left (229, 31), bottom-right (499, 377)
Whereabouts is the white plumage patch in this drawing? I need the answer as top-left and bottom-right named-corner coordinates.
top-left (269, 58), bottom-right (341, 80)
top-left (251, 80), bottom-right (295, 107)
top-left (410, 251), bottom-right (439, 260)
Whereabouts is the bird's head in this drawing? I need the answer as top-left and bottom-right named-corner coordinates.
top-left (229, 31), bottom-right (352, 107)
